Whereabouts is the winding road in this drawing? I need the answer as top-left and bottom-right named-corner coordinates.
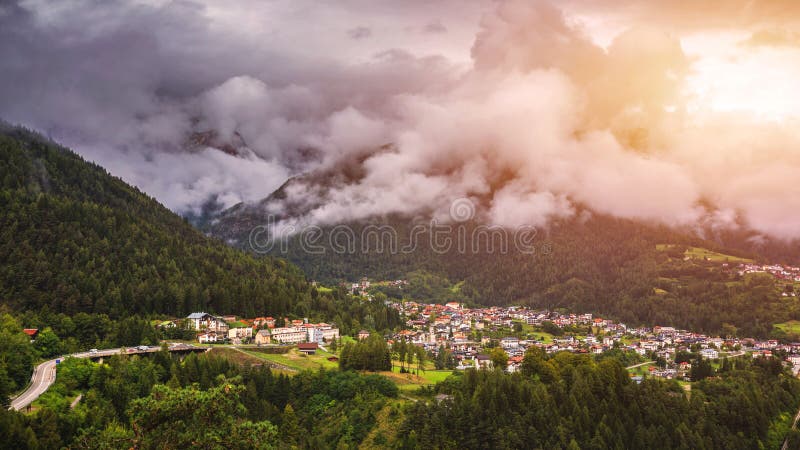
top-left (10, 358), bottom-right (57, 411)
top-left (9, 345), bottom-right (205, 411)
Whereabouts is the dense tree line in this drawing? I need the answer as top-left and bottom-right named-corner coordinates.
top-left (4, 333), bottom-right (800, 449)
top-left (340, 334), bottom-right (392, 371)
top-left (399, 347), bottom-right (800, 449)
top-left (0, 349), bottom-right (399, 449)
top-left (222, 214), bottom-right (800, 338)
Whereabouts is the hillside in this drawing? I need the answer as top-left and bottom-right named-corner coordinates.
top-left (0, 124), bottom-right (311, 318)
top-left (205, 186), bottom-right (800, 337)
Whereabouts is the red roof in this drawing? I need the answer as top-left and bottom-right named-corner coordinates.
top-left (298, 343), bottom-right (319, 350)
top-left (23, 328), bottom-right (38, 337)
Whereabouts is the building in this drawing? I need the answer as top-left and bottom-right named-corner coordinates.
top-left (187, 312), bottom-right (228, 333)
top-left (304, 323), bottom-right (340, 344)
top-left (198, 332), bottom-right (218, 344)
top-left (298, 343), bottom-right (319, 355)
top-left (270, 327), bottom-right (307, 344)
top-left (358, 330), bottom-right (370, 340)
top-left (315, 323), bottom-right (340, 342)
top-left (254, 330), bottom-right (272, 345)
top-left (475, 354), bottom-right (492, 370)
top-left (228, 327), bottom-right (253, 340)
top-left (22, 328), bottom-right (38, 340)
top-left (700, 348), bottom-right (719, 359)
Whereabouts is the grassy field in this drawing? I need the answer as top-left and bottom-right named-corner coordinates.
top-left (519, 322), bottom-right (555, 343)
top-left (656, 244), bottom-right (753, 263)
top-left (241, 347), bottom-right (340, 371)
top-left (627, 362), bottom-right (656, 376)
top-left (381, 365), bottom-right (454, 391)
top-left (213, 344), bottom-right (458, 394)
top-left (775, 320), bottom-right (800, 335)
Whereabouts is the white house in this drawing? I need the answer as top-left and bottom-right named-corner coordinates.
top-left (228, 327), bottom-right (253, 340)
top-left (198, 332), bottom-right (218, 344)
top-left (187, 312), bottom-right (228, 333)
top-left (700, 348), bottom-right (719, 359)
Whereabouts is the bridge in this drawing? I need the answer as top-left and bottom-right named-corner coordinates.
top-left (9, 344), bottom-right (208, 411)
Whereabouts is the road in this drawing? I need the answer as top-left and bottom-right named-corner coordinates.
top-left (9, 345), bottom-right (203, 411)
top-left (781, 402), bottom-right (800, 450)
top-left (626, 361), bottom-right (655, 370)
top-left (10, 358), bottom-right (57, 411)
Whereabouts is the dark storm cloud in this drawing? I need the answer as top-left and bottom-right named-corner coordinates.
top-left (347, 26), bottom-right (372, 40)
top-left (0, 0), bottom-right (475, 213)
top-left (423, 20), bottom-right (448, 34)
top-left (3, 0), bottom-right (800, 240)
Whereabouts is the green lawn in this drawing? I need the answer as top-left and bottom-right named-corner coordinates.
top-left (244, 346), bottom-right (455, 391)
top-left (775, 320), bottom-right (800, 335)
top-left (656, 244), bottom-right (753, 263)
top-left (519, 322), bottom-right (554, 343)
top-left (242, 347), bottom-right (340, 371)
top-left (627, 362), bottom-right (656, 376)
top-left (382, 365), bottom-right (454, 391)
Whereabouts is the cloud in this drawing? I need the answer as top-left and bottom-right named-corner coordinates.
top-left (2, 0), bottom-right (800, 241)
top-left (741, 29), bottom-right (800, 47)
top-left (347, 26), bottom-right (372, 40)
top-left (422, 20), bottom-right (447, 34)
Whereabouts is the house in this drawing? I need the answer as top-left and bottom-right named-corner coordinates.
top-left (228, 327), bottom-right (253, 340)
top-left (198, 332), bottom-right (218, 344)
top-left (254, 330), bottom-right (271, 345)
top-left (298, 343), bottom-right (319, 355)
top-left (253, 317), bottom-right (276, 328)
top-left (500, 337), bottom-right (520, 349)
top-left (358, 330), bottom-right (371, 340)
top-left (507, 355), bottom-right (524, 373)
top-left (22, 328), bottom-right (39, 340)
top-left (700, 348), bottom-right (719, 359)
top-left (187, 312), bottom-right (228, 333)
top-left (475, 354), bottom-right (493, 370)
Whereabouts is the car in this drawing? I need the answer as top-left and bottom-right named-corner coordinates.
top-left (89, 348), bottom-right (98, 354)
top-left (137, 345), bottom-right (149, 351)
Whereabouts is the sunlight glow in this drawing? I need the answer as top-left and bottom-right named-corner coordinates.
top-left (685, 48), bottom-right (800, 121)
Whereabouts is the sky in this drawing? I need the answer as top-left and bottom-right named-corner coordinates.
top-left (2, 0), bottom-right (800, 239)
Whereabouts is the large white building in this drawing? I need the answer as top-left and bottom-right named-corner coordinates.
top-left (270, 327), bottom-right (307, 344)
top-left (187, 312), bottom-right (228, 333)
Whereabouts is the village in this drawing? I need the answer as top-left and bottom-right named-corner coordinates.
top-left (162, 287), bottom-right (800, 382)
top-left (386, 300), bottom-right (800, 378)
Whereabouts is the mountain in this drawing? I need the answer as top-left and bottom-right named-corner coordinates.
top-left (204, 166), bottom-right (800, 338)
top-left (0, 123), bottom-right (313, 318)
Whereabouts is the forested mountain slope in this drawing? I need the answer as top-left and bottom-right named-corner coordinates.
top-left (0, 124), bottom-right (310, 318)
top-left (206, 183), bottom-right (800, 338)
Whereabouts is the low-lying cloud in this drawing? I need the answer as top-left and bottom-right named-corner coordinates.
top-left (2, 0), bottom-right (800, 239)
